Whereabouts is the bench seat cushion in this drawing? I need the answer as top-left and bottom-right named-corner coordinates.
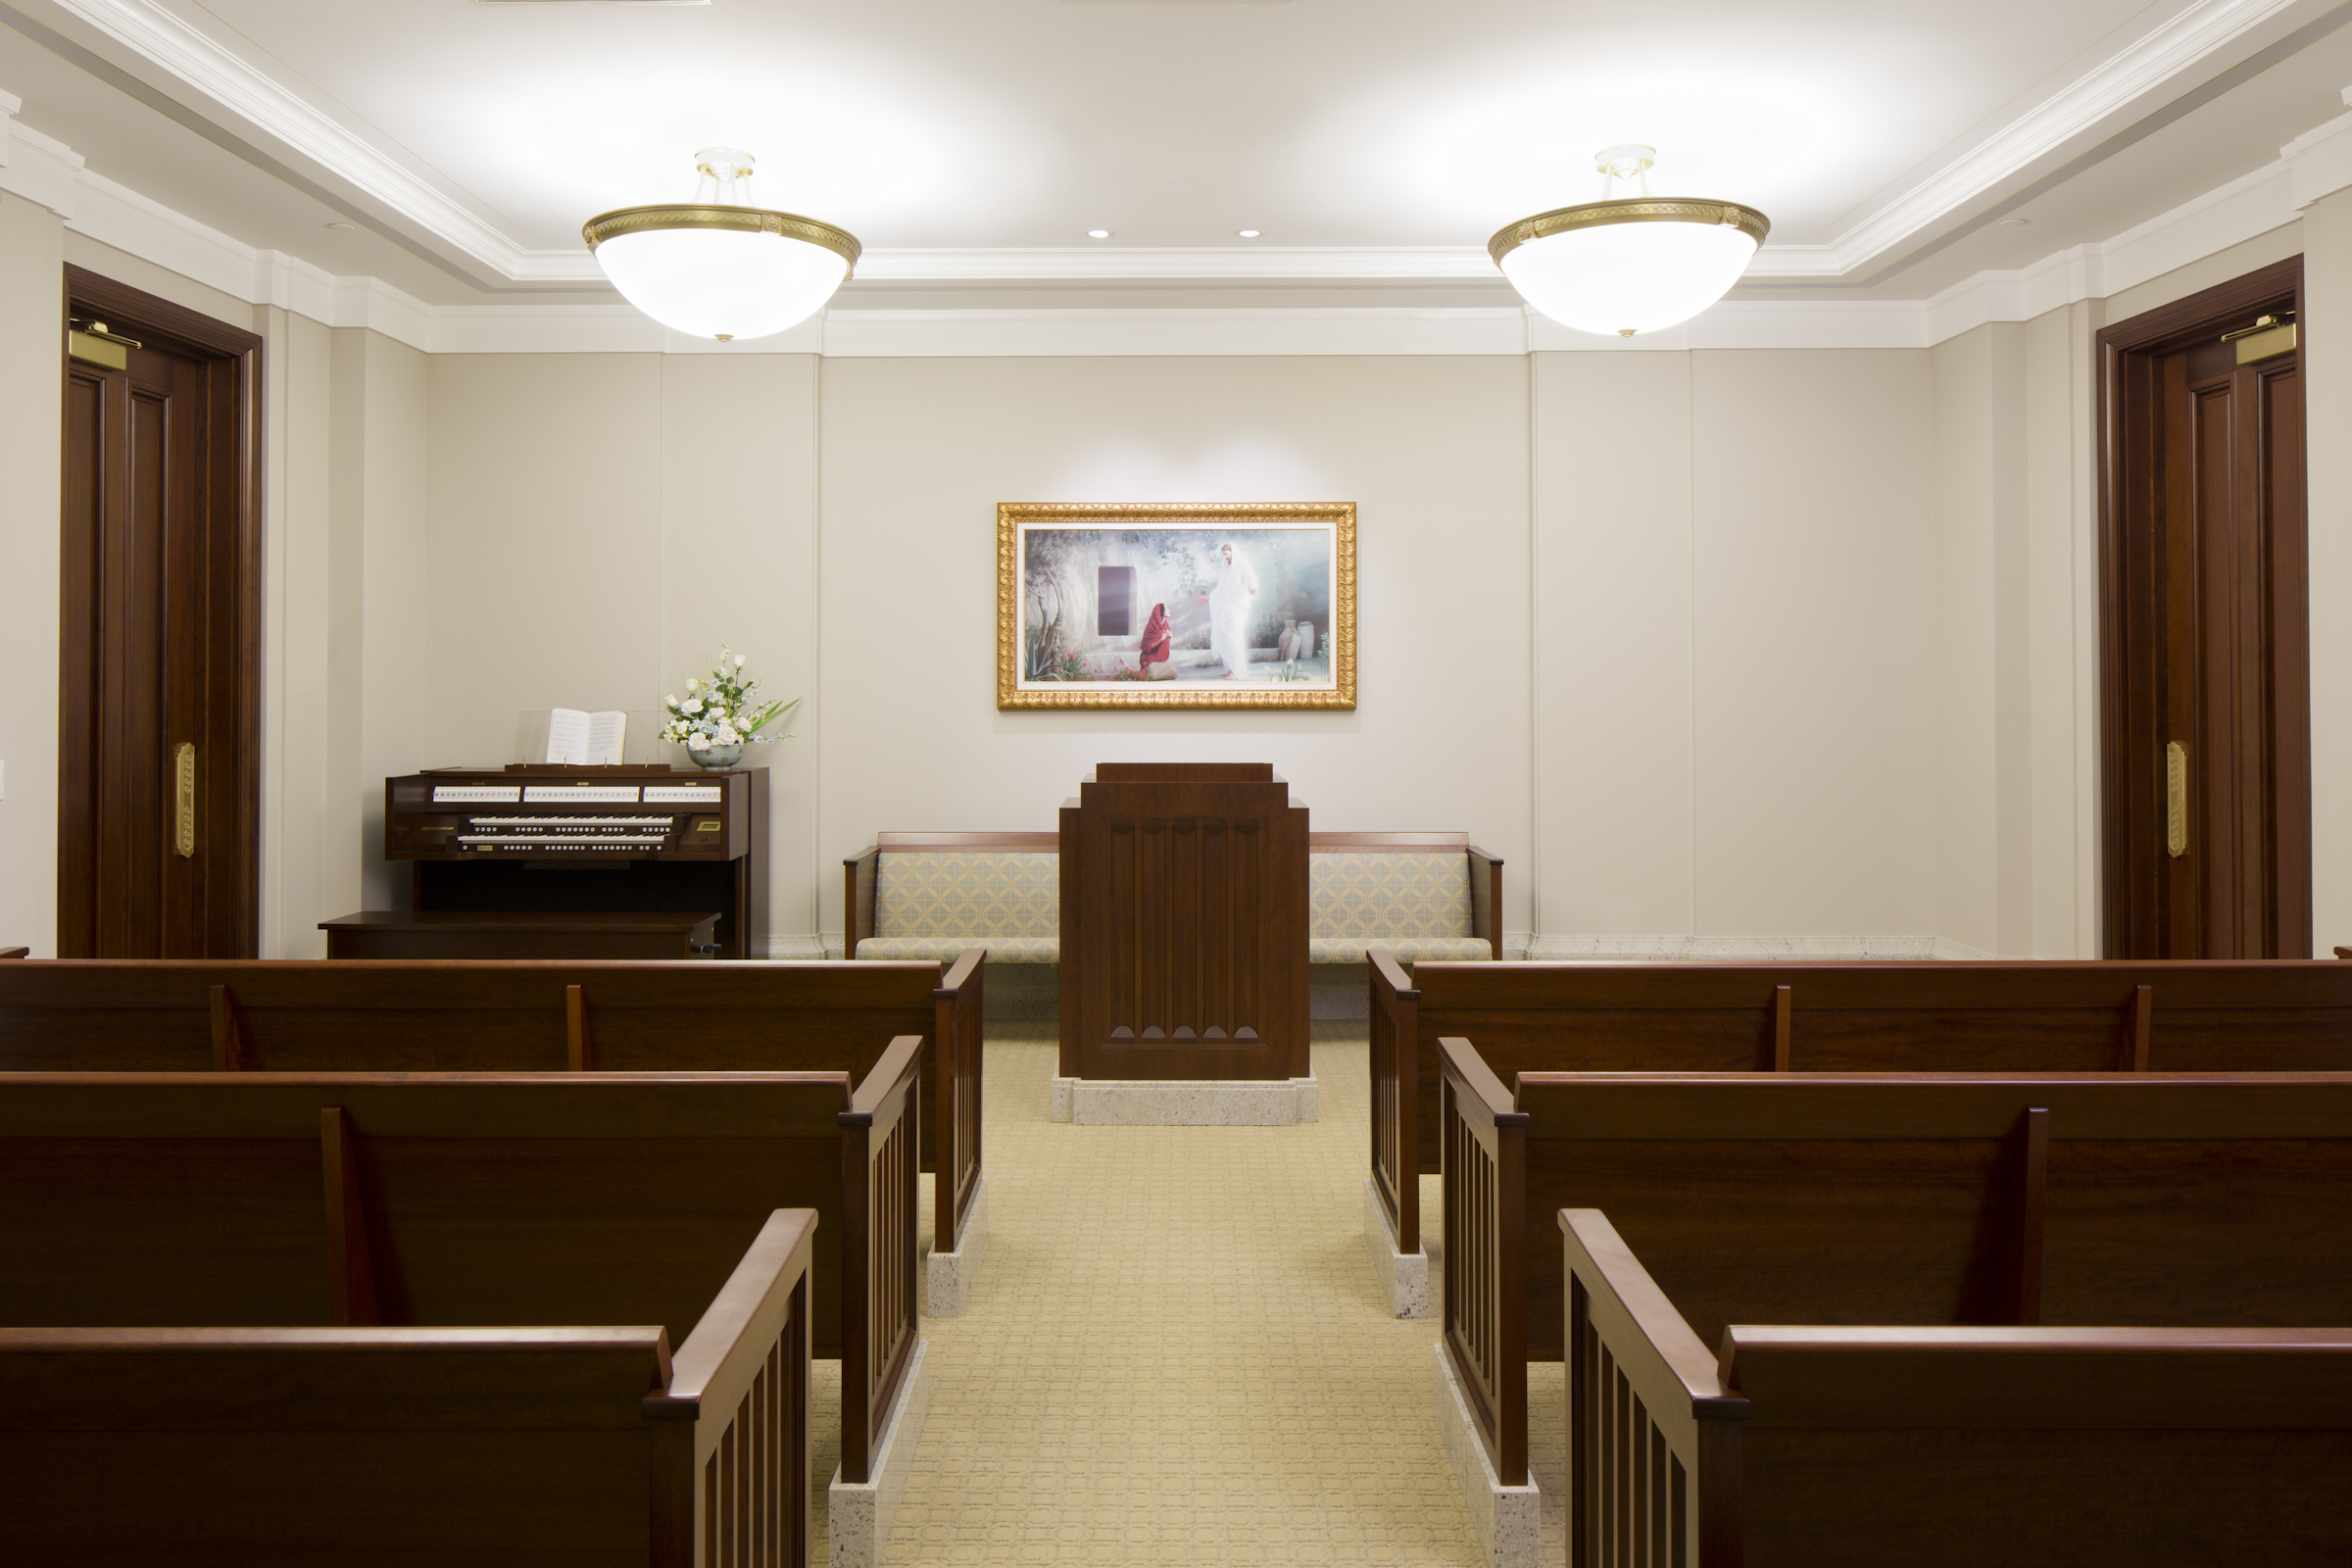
top-left (1309, 934), bottom-right (1495, 964)
top-left (858, 935), bottom-right (1060, 962)
top-left (1309, 852), bottom-right (1476, 958)
top-left (875, 851), bottom-right (1057, 934)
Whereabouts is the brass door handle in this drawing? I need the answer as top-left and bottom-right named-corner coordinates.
top-left (175, 742), bottom-right (196, 858)
top-left (2165, 741), bottom-right (2186, 858)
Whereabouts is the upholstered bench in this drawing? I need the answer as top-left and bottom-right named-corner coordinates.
top-left (845, 830), bottom-right (1501, 964)
top-left (844, 832), bottom-right (1061, 962)
top-left (1308, 832), bottom-right (1502, 963)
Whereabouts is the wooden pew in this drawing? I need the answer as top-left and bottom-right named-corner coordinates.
top-left (0, 948), bottom-right (25, 959)
top-left (1435, 1048), bottom-right (2352, 1496)
top-left (0, 953), bottom-right (984, 1264)
top-left (0, 1208), bottom-right (817, 1567)
top-left (1370, 954), bottom-right (2352, 1257)
top-left (0, 1054), bottom-right (923, 1494)
top-left (1564, 1221), bottom-right (2352, 1566)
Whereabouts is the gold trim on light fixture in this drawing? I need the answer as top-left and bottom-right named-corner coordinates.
top-left (579, 204), bottom-right (861, 270)
top-left (1487, 197), bottom-right (1771, 270)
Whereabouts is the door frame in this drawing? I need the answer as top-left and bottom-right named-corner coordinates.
top-left (59, 265), bottom-right (265, 956)
top-left (2094, 254), bottom-right (2308, 956)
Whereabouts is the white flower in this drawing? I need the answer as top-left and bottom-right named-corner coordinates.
top-left (682, 696), bottom-right (702, 714)
top-left (715, 726), bottom-right (740, 745)
top-left (685, 731), bottom-right (708, 751)
top-left (664, 694), bottom-right (677, 708)
top-left (685, 676), bottom-right (698, 691)
top-left (735, 654), bottom-right (746, 668)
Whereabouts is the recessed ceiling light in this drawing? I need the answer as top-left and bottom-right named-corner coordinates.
top-left (323, 221), bottom-right (356, 230)
top-left (1236, 229), bottom-right (1260, 238)
top-left (1998, 217), bottom-right (2032, 226)
top-left (1087, 229), bottom-right (1112, 239)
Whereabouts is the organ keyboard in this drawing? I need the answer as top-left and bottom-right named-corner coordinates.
top-left (378, 765), bottom-right (768, 958)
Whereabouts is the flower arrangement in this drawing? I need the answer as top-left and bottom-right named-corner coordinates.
top-left (660, 646), bottom-right (798, 765)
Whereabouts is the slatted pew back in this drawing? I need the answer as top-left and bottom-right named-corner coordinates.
top-left (1371, 956), bottom-right (2352, 1255)
top-left (0, 955), bottom-right (985, 1258)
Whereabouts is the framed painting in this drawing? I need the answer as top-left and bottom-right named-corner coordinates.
top-left (998, 503), bottom-right (1356, 710)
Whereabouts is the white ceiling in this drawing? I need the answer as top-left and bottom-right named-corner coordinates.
top-left (2, 0), bottom-right (2347, 307)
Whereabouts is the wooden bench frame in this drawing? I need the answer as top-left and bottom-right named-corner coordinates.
top-left (0, 1208), bottom-right (818, 1567)
top-left (1438, 1053), bottom-right (2352, 1530)
top-left (0, 955), bottom-right (985, 1263)
top-left (1373, 956), bottom-right (2352, 1262)
top-left (1563, 1208), bottom-right (2352, 1567)
top-left (0, 1054), bottom-right (924, 1492)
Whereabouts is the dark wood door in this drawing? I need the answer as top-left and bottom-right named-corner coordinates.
top-left (59, 269), bottom-right (262, 958)
top-left (2100, 258), bottom-right (2309, 957)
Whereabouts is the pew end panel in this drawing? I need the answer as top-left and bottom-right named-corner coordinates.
top-left (839, 1034), bottom-right (925, 1488)
top-left (1438, 1036), bottom-right (1527, 1489)
top-left (842, 846), bottom-right (879, 959)
top-left (1561, 1208), bottom-right (1747, 1568)
top-left (1367, 950), bottom-right (1420, 1256)
top-left (649, 1206), bottom-right (819, 1568)
top-left (933, 949), bottom-right (986, 1257)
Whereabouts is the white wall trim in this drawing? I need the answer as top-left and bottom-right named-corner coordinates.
top-left (0, 104), bottom-right (84, 218)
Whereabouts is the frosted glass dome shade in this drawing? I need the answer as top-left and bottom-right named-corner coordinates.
top-left (1492, 199), bottom-right (1768, 338)
top-left (585, 206), bottom-right (858, 341)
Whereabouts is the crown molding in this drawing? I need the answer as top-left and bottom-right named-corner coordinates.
top-left (26, 0), bottom-right (2330, 287)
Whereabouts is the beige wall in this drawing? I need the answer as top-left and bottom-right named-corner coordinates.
top-left (813, 354), bottom-right (1534, 948)
top-left (4, 209), bottom-right (2338, 957)
top-left (0, 191), bottom-right (65, 955)
top-left (2304, 193), bottom-right (2352, 955)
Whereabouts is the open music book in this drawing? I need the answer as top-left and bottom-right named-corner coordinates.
top-left (544, 709), bottom-right (626, 766)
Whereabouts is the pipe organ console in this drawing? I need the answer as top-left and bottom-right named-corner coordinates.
top-left (382, 767), bottom-right (767, 958)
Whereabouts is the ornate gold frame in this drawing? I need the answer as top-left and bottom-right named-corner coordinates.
top-left (997, 502), bottom-right (1356, 710)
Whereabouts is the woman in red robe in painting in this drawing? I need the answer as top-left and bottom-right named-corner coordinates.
top-left (1139, 602), bottom-right (1172, 672)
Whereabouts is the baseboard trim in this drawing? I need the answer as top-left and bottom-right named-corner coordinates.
top-left (1521, 934), bottom-right (2000, 962)
top-left (826, 1338), bottom-right (929, 1568)
top-left (1430, 1343), bottom-right (1539, 1568)
top-left (924, 1176), bottom-right (989, 1317)
top-left (1361, 1178), bottom-right (1429, 1318)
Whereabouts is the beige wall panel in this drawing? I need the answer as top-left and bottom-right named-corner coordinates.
top-left (270, 311), bottom-right (336, 955)
top-left (347, 330), bottom-right (432, 913)
top-left (1529, 351), bottom-right (1694, 935)
top-left (1933, 325), bottom-right (2000, 954)
top-left (2304, 190), bottom-right (2352, 956)
top-left (1690, 349), bottom-right (1937, 935)
top-left (0, 192), bottom-right (65, 955)
top-left (2023, 302), bottom-right (2094, 956)
top-left (659, 355), bottom-right (820, 944)
top-left (814, 354), bottom-right (1533, 944)
top-left (421, 355), bottom-right (665, 763)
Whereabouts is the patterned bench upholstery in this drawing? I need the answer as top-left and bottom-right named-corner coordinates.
top-left (846, 833), bottom-right (1061, 962)
top-left (1309, 852), bottom-right (1495, 963)
top-left (847, 830), bottom-right (1501, 964)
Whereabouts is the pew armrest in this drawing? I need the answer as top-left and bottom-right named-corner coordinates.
top-left (0, 948), bottom-right (26, 960)
top-left (843, 846), bottom-right (880, 958)
top-left (1466, 849), bottom-right (1503, 960)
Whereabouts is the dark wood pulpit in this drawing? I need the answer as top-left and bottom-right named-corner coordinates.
top-left (1058, 762), bottom-right (1309, 1082)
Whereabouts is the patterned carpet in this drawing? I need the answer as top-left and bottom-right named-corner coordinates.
top-left (809, 1021), bottom-right (1570, 1566)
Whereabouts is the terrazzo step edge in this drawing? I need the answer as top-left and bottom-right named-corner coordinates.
top-left (1431, 1343), bottom-right (1540, 1568)
top-left (1360, 1177), bottom-right (1430, 1318)
top-left (924, 1175), bottom-right (989, 1317)
top-left (828, 1339), bottom-right (930, 1568)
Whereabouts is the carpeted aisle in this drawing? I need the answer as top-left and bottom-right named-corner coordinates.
top-left (810, 1020), bottom-right (1569, 1566)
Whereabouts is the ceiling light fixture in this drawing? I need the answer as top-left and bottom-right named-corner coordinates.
top-left (1087, 228), bottom-right (1112, 239)
top-left (1490, 145), bottom-right (1768, 338)
top-left (1236, 228), bottom-right (1260, 238)
top-left (583, 148), bottom-right (858, 342)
